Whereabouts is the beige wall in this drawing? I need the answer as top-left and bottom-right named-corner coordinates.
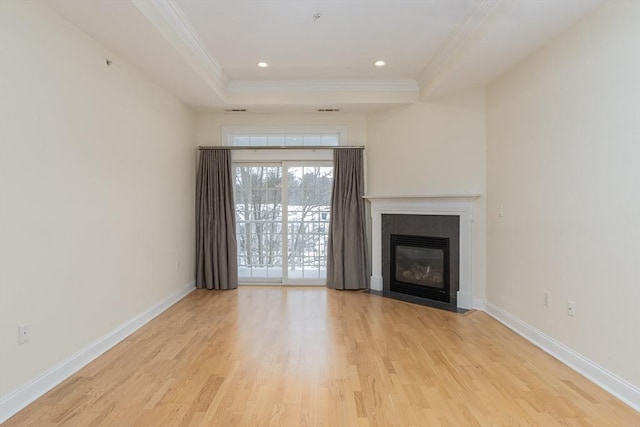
top-left (366, 89), bottom-right (487, 301)
top-left (486, 0), bottom-right (640, 387)
top-left (0, 0), bottom-right (196, 398)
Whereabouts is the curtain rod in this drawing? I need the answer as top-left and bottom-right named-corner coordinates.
top-left (198, 145), bottom-right (365, 151)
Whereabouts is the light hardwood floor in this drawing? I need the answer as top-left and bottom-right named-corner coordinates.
top-left (4, 287), bottom-right (639, 426)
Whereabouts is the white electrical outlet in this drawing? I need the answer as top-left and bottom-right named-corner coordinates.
top-left (176, 261), bottom-right (181, 272)
top-left (567, 301), bottom-right (575, 317)
top-left (499, 205), bottom-right (504, 217)
top-left (18, 324), bottom-right (30, 345)
top-left (544, 292), bottom-right (551, 307)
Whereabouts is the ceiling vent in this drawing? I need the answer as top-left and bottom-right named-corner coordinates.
top-left (317, 108), bottom-right (341, 112)
top-left (225, 108), bottom-right (247, 112)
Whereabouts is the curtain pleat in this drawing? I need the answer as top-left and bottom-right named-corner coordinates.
top-left (327, 148), bottom-right (368, 290)
top-left (195, 150), bottom-right (238, 290)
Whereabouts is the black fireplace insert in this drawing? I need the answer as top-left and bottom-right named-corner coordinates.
top-left (390, 234), bottom-right (450, 302)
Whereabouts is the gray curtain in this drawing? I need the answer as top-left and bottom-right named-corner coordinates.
top-left (196, 149), bottom-right (238, 290)
top-left (327, 148), bottom-right (368, 290)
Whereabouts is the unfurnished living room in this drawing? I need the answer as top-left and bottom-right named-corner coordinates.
top-left (1, 0), bottom-right (639, 425)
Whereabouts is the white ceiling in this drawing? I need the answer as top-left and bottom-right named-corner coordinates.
top-left (44, 0), bottom-right (603, 113)
top-left (176, 0), bottom-right (469, 80)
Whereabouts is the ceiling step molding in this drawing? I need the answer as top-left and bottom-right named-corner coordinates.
top-left (131, 0), bottom-right (419, 109)
top-left (131, 0), bottom-right (228, 101)
top-left (227, 80), bottom-right (419, 93)
top-left (417, 0), bottom-right (501, 99)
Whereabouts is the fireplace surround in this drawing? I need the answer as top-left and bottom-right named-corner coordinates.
top-left (364, 195), bottom-right (479, 309)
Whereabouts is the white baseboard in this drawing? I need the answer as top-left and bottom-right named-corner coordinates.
top-left (485, 301), bottom-right (640, 412)
top-left (0, 281), bottom-right (195, 423)
top-left (472, 298), bottom-right (485, 310)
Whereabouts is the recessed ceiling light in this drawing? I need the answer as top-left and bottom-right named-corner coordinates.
top-left (257, 61), bottom-right (269, 68)
top-left (374, 60), bottom-right (386, 67)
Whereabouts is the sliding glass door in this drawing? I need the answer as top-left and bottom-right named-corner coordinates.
top-left (234, 162), bottom-right (333, 284)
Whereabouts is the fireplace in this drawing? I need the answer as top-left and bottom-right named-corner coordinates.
top-left (365, 195), bottom-right (478, 309)
top-left (390, 234), bottom-right (450, 302)
top-left (380, 214), bottom-right (460, 309)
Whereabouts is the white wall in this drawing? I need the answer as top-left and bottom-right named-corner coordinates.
top-left (0, 0), bottom-right (196, 402)
top-left (486, 0), bottom-right (640, 389)
top-left (366, 89), bottom-right (487, 302)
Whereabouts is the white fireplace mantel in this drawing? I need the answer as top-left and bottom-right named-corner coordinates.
top-left (364, 194), bottom-right (480, 309)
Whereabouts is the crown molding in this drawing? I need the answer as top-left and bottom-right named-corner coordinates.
top-left (417, 0), bottom-right (501, 99)
top-left (227, 80), bottom-right (419, 93)
top-left (131, 0), bottom-right (228, 100)
top-left (154, 0), bottom-right (226, 81)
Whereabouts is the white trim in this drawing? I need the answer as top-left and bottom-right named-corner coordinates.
top-left (364, 195), bottom-right (480, 309)
top-left (485, 301), bottom-right (640, 412)
top-left (0, 281), bottom-right (196, 423)
top-left (150, 0), bottom-right (225, 81)
top-left (226, 80), bottom-right (419, 93)
top-left (131, 0), bottom-right (227, 99)
top-left (472, 298), bottom-right (486, 310)
top-left (417, 0), bottom-right (500, 99)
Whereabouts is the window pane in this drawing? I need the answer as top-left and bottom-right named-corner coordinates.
top-left (267, 135), bottom-right (285, 146)
top-left (302, 135), bottom-right (321, 146)
top-left (250, 136), bottom-right (268, 146)
top-left (232, 136), bottom-right (251, 146)
top-left (284, 135), bottom-right (303, 146)
top-left (321, 134), bottom-right (339, 146)
top-left (230, 132), bottom-right (340, 147)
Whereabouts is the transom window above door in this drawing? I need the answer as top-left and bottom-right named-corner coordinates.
top-left (222, 125), bottom-right (346, 148)
top-left (230, 133), bottom-right (339, 147)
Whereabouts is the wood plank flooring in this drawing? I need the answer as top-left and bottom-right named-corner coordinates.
top-left (4, 287), bottom-right (639, 426)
